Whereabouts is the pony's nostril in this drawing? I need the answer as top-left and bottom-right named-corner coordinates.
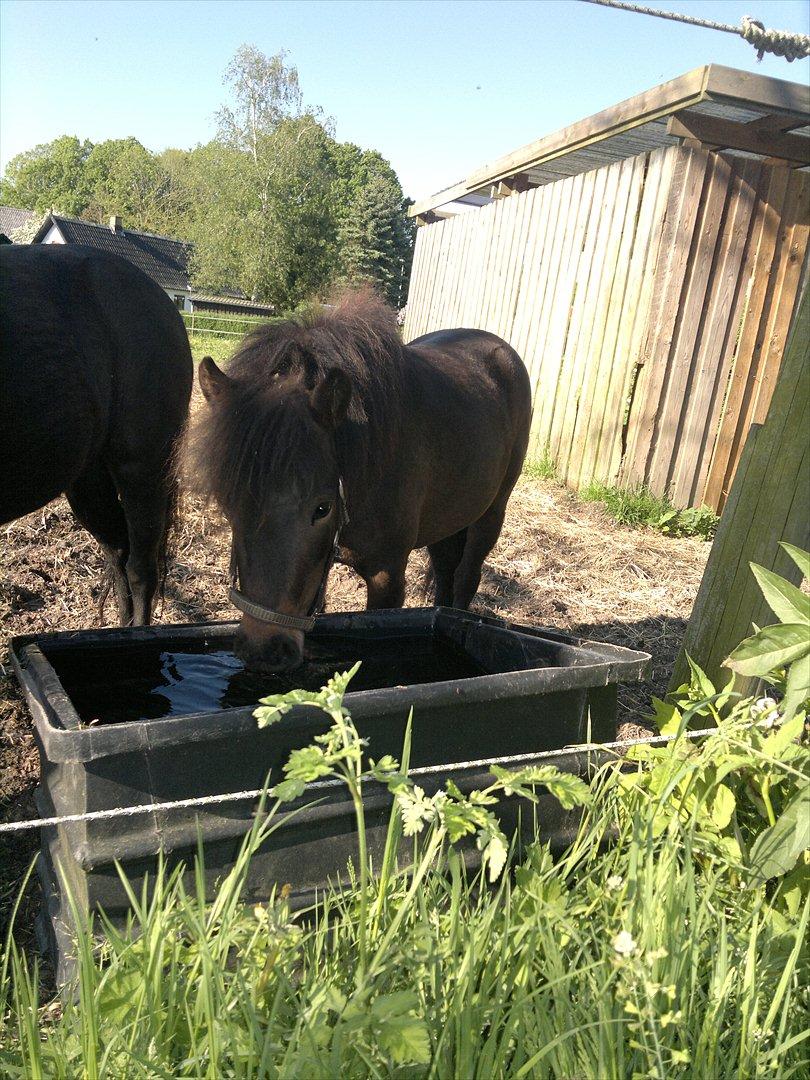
top-left (268, 637), bottom-right (300, 666)
top-left (234, 631), bottom-right (302, 673)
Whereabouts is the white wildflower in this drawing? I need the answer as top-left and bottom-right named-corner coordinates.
top-left (613, 930), bottom-right (637, 956)
top-left (751, 697), bottom-right (780, 728)
top-left (607, 874), bottom-right (624, 891)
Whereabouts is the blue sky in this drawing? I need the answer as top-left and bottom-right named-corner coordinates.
top-left (1, 0), bottom-right (808, 201)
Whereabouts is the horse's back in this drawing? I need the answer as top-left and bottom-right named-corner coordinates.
top-left (406, 326), bottom-right (531, 440)
top-left (0, 245), bottom-right (192, 523)
top-left (408, 327), bottom-right (530, 407)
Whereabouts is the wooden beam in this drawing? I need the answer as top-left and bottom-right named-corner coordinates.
top-left (744, 112), bottom-right (810, 135)
top-left (489, 173), bottom-right (537, 199)
top-left (704, 64), bottom-right (810, 121)
top-left (667, 111), bottom-right (810, 166)
top-left (410, 181), bottom-right (473, 219)
top-left (408, 66), bottom-right (711, 218)
top-left (467, 67), bottom-right (710, 191)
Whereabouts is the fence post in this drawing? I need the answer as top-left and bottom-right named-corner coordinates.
top-left (671, 284), bottom-right (809, 693)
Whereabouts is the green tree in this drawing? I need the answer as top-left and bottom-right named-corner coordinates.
top-left (0, 135), bottom-right (92, 216)
top-left (83, 138), bottom-right (179, 234)
top-left (9, 215), bottom-right (46, 243)
top-left (0, 45), bottom-right (414, 311)
top-left (330, 144), bottom-right (414, 306)
top-left (216, 45), bottom-right (303, 156)
top-left (182, 140), bottom-right (255, 294)
top-left (186, 46), bottom-right (337, 308)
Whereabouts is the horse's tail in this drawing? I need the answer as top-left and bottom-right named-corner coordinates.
top-left (159, 424), bottom-right (189, 600)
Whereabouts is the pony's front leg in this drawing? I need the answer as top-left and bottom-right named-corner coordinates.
top-left (364, 561), bottom-right (407, 609)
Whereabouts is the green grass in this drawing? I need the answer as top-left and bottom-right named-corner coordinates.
top-left (579, 481), bottom-right (718, 540)
top-left (520, 457), bottom-right (718, 541)
top-left (188, 332), bottom-right (237, 367)
top-left (522, 450), bottom-right (558, 482)
top-left (2, 679), bottom-right (806, 1078)
top-left (580, 480), bottom-right (674, 527)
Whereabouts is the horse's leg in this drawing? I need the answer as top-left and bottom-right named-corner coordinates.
top-left (364, 559), bottom-right (408, 609)
top-left (452, 500), bottom-right (510, 610)
top-left (427, 529), bottom-right (468, 606)
top-left (114, 468), bottom-right (172, 626)
top-left (453, 433), bottom-right (526, 609)
top-left (66, 465), bottom-right (133, 624)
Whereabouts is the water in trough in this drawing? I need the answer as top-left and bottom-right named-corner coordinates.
top-left (55, 635), bottom-right (487, 726)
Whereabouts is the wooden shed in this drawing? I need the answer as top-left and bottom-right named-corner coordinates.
top-left (405, 65), bottom-right (809, 512)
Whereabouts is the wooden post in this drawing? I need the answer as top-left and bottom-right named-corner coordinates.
top-left (671, 284), bottom-right (809, 692)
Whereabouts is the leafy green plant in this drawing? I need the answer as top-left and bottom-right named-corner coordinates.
top-left (652, 503), bottom-right (719, 541)
top-left (255, 664), bottom-right (589, 979)
top-left (725, 543), bottom-right (810, 721)
top-left (629, 545), bottom-right (810, 912)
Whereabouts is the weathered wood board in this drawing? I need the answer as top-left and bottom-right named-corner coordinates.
top-left (403, 145), bottom-right (809, 512)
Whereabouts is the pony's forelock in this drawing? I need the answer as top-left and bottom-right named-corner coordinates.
top-left (184, 289), bottom-right (404, 511)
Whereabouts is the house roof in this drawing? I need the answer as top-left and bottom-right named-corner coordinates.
top-left (0, 205), bottom-right (38, 236)
top-left (33, 214), bottom-right (192, 292)
top-left (411, 64), bottom-right (810, 219)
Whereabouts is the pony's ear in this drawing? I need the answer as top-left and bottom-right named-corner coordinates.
top-left (311, 368), bottom-right (351, 429)
top-left (198, 356), bottom-right (231, 403)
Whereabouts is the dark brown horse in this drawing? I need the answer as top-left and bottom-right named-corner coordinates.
top-left (187, 292), bottom-right (531, 671)
top-left (0, 245), bottom-right (193, 624)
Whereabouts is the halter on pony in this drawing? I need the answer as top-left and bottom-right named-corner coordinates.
top-left (228, 477), bottom-right (349, 632)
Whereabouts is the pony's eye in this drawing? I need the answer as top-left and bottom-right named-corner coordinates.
top-left (313, 502), bottom-right (332, 522)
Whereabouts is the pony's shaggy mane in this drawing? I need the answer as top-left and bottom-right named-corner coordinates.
top-left (185, 290), bottom-right (405, 511)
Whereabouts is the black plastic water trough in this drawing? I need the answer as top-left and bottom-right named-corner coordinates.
top-left (11, 606), bottom-right (650, 984)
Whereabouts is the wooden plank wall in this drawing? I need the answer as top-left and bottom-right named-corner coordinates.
top-left (671, 283), bottom-right (809, 692)
top-left (403, 145), bottom-right (809, 512)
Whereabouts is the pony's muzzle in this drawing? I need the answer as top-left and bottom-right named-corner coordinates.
top-left (234, 615), bottom-right (304, 673)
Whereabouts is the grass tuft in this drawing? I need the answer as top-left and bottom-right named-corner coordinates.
top-left (580, 480), bottom-right (718, 540)
top-left (187, 332), bottom-right (238, 367)
top-left (522, 450), bottom-right (559, 482)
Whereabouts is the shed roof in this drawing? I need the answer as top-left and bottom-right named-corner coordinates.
top-left (189, 292), bottom-right (275, 315)
top-left (0, 205), bottom-right (38, 236)
top-left (410, 64), bottom-right (810, 219)
top-left (33, 214), bottom-right (192, 291)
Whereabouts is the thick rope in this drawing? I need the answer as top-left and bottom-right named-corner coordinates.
top-left (0, 727), bottom-right (722, 835)
top-left (580, 0), bottom-right (810, 62)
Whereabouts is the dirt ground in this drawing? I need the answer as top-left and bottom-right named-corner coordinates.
top-left (1, 415), bottom-right (709, 956)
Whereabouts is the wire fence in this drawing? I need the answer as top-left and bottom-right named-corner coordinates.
top-left (0, 727), bottom-right (722, 836)
top-left (181, 310), bottom-right (275, 339)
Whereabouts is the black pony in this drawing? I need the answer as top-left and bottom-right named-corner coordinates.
top-left (0, 245), bottom-right (193, 624)
top-left (187, 291), bottom-right (531, 671)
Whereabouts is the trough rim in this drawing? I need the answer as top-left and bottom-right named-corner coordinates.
top-left (11, 607), bottom-right (651, 764)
